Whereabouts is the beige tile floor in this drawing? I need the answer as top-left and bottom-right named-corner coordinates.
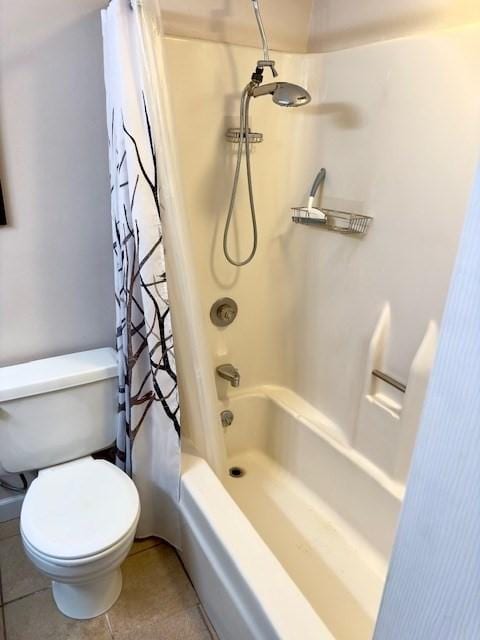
top-left (0, 518), bottom-right (218, 640)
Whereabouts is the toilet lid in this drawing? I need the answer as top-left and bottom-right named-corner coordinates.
top-left (21, 457), bottom-right (140, 560)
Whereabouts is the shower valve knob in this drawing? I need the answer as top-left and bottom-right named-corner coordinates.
top-left (210, 298), bottom-right (238, 327)
top-left (221, 410), bottom-right (234, 428)
top-left (219, 305), bottom-right (235, 323)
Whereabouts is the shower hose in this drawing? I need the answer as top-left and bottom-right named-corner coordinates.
top-left (223, 83), bottom-right (258, 267)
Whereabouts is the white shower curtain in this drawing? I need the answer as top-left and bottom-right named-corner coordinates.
top-left (101, 0), bottom-right (226, 546)
top-left (101, 0), bottom-right (182, 544)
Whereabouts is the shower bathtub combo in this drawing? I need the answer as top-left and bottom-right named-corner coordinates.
top-left (172, 3), bottom-right (403, 639)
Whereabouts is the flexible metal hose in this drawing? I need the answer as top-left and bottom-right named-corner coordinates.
top-left (223, 84), bottom-right (258, 267)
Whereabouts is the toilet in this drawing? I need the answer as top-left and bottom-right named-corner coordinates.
top-left (0, 348), bottom-right (140, 619)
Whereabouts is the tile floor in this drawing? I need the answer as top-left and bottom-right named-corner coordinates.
top-left (0, 518), bottom-right (218, 640)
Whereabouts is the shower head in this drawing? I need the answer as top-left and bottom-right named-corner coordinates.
top-left (251, 82), bottom-right (311, 107)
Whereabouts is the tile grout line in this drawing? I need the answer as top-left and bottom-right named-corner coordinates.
top-left (156, 603), bottom-right (211, 633)
top-left (0, 523), bottom-right (21, 633)
top-left (1, 531), bottom-right (214, 638)
top-left (0, 556), bottom-right (3, 604)
top-left (2, 586), bottom-right (51, 608)
top-left (175, 551), bottom-right (201, 605)
top-left (0, 565), bottom-right (7, 640)
top-left (127, 542), bottom-right (162, 558)
top-left (0, 527), bottom-right (50, 609)
top-left (0, 519), bottom-right (20, 544)
top-left (175, 551), bottom-right (219, 639)
top-left (1, 537), bottom-right (172, 608)
top-left (1, 607), bottom-right (6, 640)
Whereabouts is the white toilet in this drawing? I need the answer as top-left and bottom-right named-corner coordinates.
top-left (0, 348), bottom-right (140, 619)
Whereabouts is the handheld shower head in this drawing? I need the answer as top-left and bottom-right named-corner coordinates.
top-left (223, 0), bottom-right (312, 267)
top-left (251, 82), bottom-right (311, 107)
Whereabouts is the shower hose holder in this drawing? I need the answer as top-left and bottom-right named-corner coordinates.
top-left (225, 59), bottom-right (277, 145)
top-left (226, 128), bottom-right (263, 144)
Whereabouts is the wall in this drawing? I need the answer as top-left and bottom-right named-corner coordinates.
top-left (284, 23), bottom-right (480, 477)
top-left (0, 0), bottom-right (115, 366)
top-left (164, 22), bottom-right (480, 484)
top-left (159, 0), bottom-right (313, 53)
top-left (308, 0), bottom-right (480, 52)
top-left (163, 37), bottom-right (299, 393)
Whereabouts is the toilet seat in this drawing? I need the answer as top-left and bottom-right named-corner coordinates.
top-left (21, 456), bottom-right (140, 560)
top-left (22, 516), bottom-right (138, 567)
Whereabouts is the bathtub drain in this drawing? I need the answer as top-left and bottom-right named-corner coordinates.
top-left (229, 466), bottom-right (246, 478)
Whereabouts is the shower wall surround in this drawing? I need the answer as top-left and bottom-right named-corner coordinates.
top-left (159, 0), bottom-right (313, 52)
top-left (308, 0), bottom-right (480, 51)
top-left (164, 21), bottom-right (480, 475)
top-left (161, 23), bottom-right (480, 636)
top-left (285, 23), bottom-right (480, 479)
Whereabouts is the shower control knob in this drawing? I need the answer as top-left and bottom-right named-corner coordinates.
top-left (210, 298), bottom-right (238, 327)
top-left (221, 410), bottom-right (234, 428)
top-left (219, 305), bottom-right (235, 323)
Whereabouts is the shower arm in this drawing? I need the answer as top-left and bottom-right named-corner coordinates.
top-left (250, 0), bottom-right (278, 78)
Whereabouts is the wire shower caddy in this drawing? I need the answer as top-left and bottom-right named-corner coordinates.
top-left (292, 168), bottom-right (373, 236)
top-left (291, 208), bottom-right (372, 235)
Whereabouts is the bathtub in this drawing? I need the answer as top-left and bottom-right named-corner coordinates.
top-left (179, 386), bottom-right (404, 640)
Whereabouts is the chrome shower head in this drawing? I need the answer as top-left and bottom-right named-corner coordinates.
top-left (251, 82), bottom-right (311, 107)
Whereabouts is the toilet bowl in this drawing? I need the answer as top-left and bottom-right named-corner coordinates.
top-left (20, 456), bottom-right (140, 619)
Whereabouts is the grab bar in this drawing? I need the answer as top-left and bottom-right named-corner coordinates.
top-left (372, 369), bottom-right (406, 393)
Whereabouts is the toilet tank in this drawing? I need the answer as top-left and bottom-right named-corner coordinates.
top-left (0, 348), bottom-right (118, 474)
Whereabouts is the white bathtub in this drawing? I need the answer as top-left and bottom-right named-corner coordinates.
top-left (179, 386), bottom-right (404, 640)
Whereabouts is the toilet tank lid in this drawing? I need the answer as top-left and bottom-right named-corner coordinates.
top-left (0, 348), bottom-right (118, 402)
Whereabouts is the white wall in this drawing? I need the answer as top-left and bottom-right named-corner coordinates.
top-left (160, 0), bottom-right (313, 53)
top-left (0, 0), bottom-right (115, 366)
top-left (164, 37), bottom-right (299, 392)
top-left (285, 23), bottom-right (480, 477)
top-left (308, 0), bottom-right (480, 52)
top-left (164, 22), bottom-right (480, 483)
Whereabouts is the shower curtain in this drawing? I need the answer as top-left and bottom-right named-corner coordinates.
top-left (101, 0), bottom-right (226, 546)
top-left (101, 0), bottom-right (181, 544)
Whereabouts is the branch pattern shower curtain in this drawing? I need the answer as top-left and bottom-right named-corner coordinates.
top-left (101, 0), bottom-right (180, 545)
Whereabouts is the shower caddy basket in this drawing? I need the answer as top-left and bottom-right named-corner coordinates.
top-left (292, 168), bottom-right (372, 236)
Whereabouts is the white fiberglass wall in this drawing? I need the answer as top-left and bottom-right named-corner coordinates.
top-left (164, 24), bottom-right (480, 481)
top-left (283, 24), bottom-right (480, 480)
top-left (164, 37), bottom-right (301, 395)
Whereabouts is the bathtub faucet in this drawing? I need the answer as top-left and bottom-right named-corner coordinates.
top-left (216, 364), bottom-right (240, 388)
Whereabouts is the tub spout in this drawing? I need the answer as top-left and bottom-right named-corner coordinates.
top-left (216, 364), bottom-right (240, 388)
